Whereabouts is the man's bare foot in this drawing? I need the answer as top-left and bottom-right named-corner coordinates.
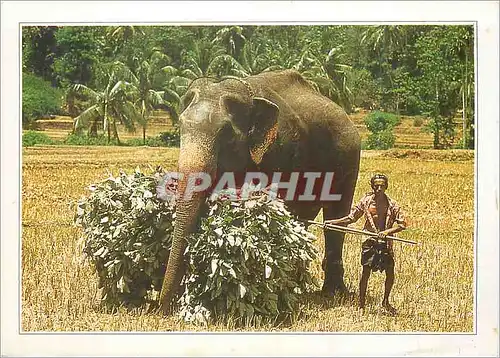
top-left (381, 302), bottom-right (397, 316)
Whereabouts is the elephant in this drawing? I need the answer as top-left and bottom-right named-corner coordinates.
top-left (159, 69), bottom-right (361, 312)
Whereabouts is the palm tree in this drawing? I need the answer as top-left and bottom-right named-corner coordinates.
top-left (180, 40), bottom-right (239, 79)
top-left (295, 46), bottom-right (353, 111)
top-left (132, 50), bottom-right (171, 143)
top-left (361, 25), bottom-right (408, 89)
top-left (228, 41), bottom-right (282, 77)
top-left (212, 26), bottom-right (246, 60)
top-left (160, 65), bottom-right (191, 124)
top-left (361, 25), bottom-right (407, 60)
top-left (70, 61), bottom-right (142, 144)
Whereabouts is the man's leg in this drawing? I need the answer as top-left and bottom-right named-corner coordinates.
top-left (359, 265), bottom-right (371, 309)
top-left (382, 266), bottom-right (397, 314)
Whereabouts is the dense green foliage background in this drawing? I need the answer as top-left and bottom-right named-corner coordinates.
top-left (22, 25), bottom-right (474, 148)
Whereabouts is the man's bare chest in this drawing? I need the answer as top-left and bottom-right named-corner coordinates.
top-left (368, 200), bottom-right (389, 228)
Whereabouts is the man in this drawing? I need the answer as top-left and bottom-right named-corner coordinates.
top-left (324, 173), bottom-right (407, 314)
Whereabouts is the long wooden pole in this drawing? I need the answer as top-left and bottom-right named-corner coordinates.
top-left (306, 220), bottom-right (418, 245)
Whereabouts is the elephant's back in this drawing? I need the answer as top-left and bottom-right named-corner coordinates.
top-left (248, 70), bottom-right (360, 171)
top-left (248, 70), bottom-right (358, 137)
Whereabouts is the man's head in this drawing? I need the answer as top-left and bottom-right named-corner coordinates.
top-left (370, 173), bottom-right (388, 195)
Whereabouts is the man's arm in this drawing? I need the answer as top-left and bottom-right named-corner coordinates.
top-left (324, 199), bottom-right (364, 226)
top-left (325, 215), bottom-right (355, 226)
top-left (377, 206), bottom-right (407, 238)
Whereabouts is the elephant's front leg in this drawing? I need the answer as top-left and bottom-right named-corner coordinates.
top-left (322, 204), bottom-right (350, 296)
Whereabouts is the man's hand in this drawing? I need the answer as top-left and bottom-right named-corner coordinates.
top-left (377, 230), bottom-right (391, 239)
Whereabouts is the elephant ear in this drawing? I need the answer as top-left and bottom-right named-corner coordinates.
top-left (180, 88), bottom-right (200, 112)
top-left (248, 97), bottom-right (279, 165)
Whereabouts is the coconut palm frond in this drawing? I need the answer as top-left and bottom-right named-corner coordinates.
top-left (73, 104), bottom-right (101, 130)
top-left (230, 67), bottom-right (250, 78)
top-left (121, 101), bottom-right (144, 128)
top-left (180, 68), bottom-right (201, 80)
top-left (162, 88), bottom-right (182, 104)
top-left (71, 84), bottom-right (100, 102)
top-left (150, 50), bottom-right (171, 67)
top-left (108, 80), bottom-right (127, 98)
top-left (112, 61), bottom-right (139, 84)
top-left (147, 89), bottom-right (165, 107)
top-left (261, 65), bottom-right (284, 73)
top-left (162, 65), bottom-right (179, 77)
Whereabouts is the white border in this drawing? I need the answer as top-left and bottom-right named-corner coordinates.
top-left (2, 1), bottom-right (499, 357)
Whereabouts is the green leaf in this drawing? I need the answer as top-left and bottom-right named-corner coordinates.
top-left (239, 284), bottom-right (247, 298)
top-left (265, 265), bottom-right (272, 279)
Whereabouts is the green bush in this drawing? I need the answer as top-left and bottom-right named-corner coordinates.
top-left (63, 133), bottom-right (117, 146)
top-left (365, 130), bottom-right (396, 150)
top-left (348, 68), bottom-right (381, 110)
top-left (125, 137), bottom-right (166, 147)
top-left (364, 111), bottom-right (401, 133)
top-left (22, 73), bottom-right (63, 126)
top-left (22, 131), bottom-right (54, 146)
top-left (413, 117), bottom-right (424, 127)
top-left (363, 111), bottom-right (399, 150)
top-left (158, 130), bottom-right (180, 147)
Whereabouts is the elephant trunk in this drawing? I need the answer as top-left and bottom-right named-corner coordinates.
top-left (159, 137), bottom-right (216, 313)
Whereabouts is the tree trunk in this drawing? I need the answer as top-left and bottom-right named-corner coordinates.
top-left (105, 105), bottom-right (110, 143)
top-left (462, 83), bottom-right (466, 149)
top-left (112, 120), bottom-right (121, 145)
top-left (434, 82), bottom-right (440, 149)
top-left (462, 51), bottom-right (468, 149)
top-left (143, 125), bottom-right (146, 145)
top-left (90, 120), bottom-right (98, 137)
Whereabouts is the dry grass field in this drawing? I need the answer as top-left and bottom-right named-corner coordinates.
top-left (22, 146), bottom-right (474, 332)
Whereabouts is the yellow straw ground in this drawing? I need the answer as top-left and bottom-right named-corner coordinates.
top-left (21, 146), bottom-right (474, 332)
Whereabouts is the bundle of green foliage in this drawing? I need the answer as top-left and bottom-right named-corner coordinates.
top-left (179, 194), bottom-right (319, 325)
top-left (76, 169), bottom-right (319, 324)
top-left (22, 131), bottom-right (54, 146)
top-left (364, 111), bottom-right (401, 150)
top-left (75, 168), bottom-right (174, 307)
top-left (22, 73), bottom-right (63, 126)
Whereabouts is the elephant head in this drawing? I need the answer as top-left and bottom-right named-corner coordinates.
top-left (159, 77), bottom-right (280, 312)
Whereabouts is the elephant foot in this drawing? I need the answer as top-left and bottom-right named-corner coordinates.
top-left (321, 282), bottom-right (350, 298)
top-left (159, 301), bottom-right (173, 316)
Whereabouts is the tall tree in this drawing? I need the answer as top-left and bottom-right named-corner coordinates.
top-left (414, 26), bottom-right (467, 149)
top-left (70, 62), bottom-right (142, 144)
top-left (212, 26), bottom-right (247, 60)
top-left (227, 41), bottom-right (281, 77)
top-left (180, 40), bottom-right (236, 78)
top-left (52, 26), bottom-right (107, 88)
top-left (296, 46), bottom-right (353, 111)
top-left (132, 50), bottom-right (170, 143)
top-left (22, 26), bottom-right (58, 84)
top-left (161, 66), bottom-right (191, 124)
